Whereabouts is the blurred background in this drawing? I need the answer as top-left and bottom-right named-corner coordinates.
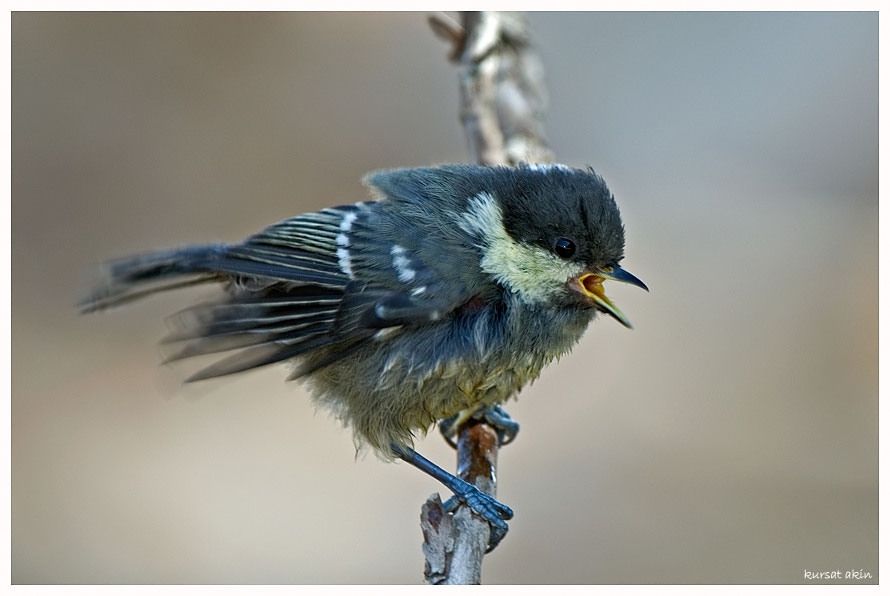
top-left (12, 12), bottom-right (877, 584)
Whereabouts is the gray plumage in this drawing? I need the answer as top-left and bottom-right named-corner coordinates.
top-left (81, 163), bottom-right (643, 456)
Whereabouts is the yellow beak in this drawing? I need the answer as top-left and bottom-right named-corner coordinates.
top-left (571, 264), bottom-right (648, 328)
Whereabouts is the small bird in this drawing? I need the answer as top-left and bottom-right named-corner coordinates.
top-left (80, 163), bottom-right (647, 550)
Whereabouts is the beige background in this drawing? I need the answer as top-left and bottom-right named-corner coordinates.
top-left (12, 12), bottom-right (877, 584)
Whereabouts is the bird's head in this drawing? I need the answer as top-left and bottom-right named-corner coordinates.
top-left (459, 164), bottom-right (648, 327)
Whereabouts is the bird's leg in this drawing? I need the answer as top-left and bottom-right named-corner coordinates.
top-left (391, 442), bottom-right (513, 552)
top-left (439, 404), bottom-right (520, 448)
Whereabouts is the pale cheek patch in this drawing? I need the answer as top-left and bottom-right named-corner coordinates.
top-left (459, 191), bottom-right (581, 304)
top-left (482, 242), bottom-right (580, 304)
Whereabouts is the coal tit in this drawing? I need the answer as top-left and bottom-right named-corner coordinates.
top-left (81, 163), bottom-right (647, 549)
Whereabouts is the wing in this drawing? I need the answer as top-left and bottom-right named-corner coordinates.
top-left (159, 201), bottom-right (477, 381)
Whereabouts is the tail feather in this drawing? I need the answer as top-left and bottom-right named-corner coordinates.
top-left (163, 320), bottom-right (334, 362)
top-left (162, 299), bottom-right (340, 342)
top-left (80, 274), bottom-right (221, 314)
top-left (80, 241), bottom-right (361, 380)
top-left (79, 245), bottom-right (230, 313)
top-left (79, 242), bottom-right (348, 314)
top-left (183, 334), bottom-right (337, 382)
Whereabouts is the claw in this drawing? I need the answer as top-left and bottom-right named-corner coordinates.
top-left (443, 482), bottom-right (513, 552)
top-left (438, 414), bottom-right (461, 449)
top-left (478, 404), bottom-right (519, 446)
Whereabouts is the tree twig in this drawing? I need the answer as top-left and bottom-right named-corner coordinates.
top-left (421, 11), bottom-right (554, 584)
top-left (430, 11), bottom-right (554, 167)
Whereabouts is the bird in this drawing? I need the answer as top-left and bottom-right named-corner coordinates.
top-left (80, 162), bottom-right (647, 550)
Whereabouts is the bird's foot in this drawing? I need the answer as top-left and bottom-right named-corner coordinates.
top-left (439, 404), bottom-right (520, 448)
top-left (442, 479), bottom-right (514, 552)
top-left (392, 442), bottom-right (514, 552)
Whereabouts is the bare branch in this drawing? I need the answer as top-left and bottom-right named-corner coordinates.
top-left (421, 421), bottom-right (499, 585)
top-left (455, 12), bottom-right (554, 167)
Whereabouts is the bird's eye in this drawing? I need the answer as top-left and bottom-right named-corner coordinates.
top-left (554, 237), bottom-right (576, 259)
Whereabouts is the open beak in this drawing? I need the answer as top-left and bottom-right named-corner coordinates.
top-left (569, 264), bottom-right (648, 328)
